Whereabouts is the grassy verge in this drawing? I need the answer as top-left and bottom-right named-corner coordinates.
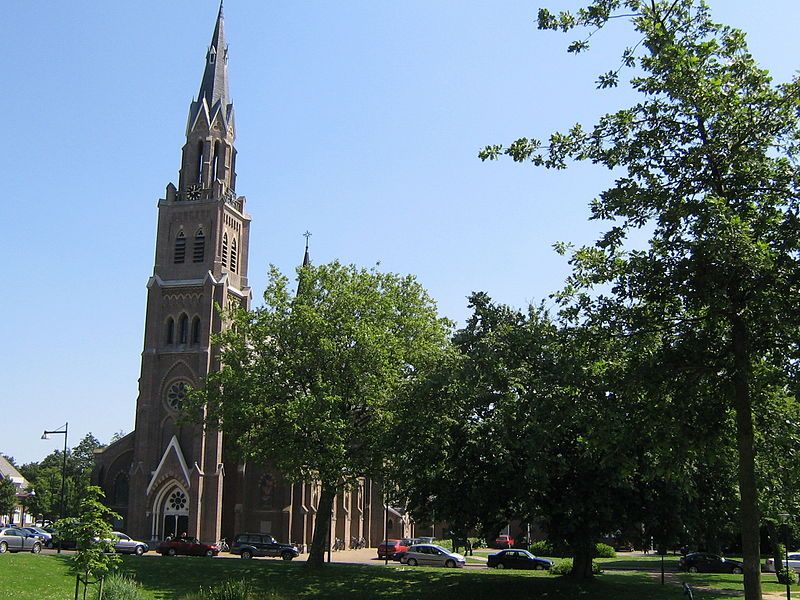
top-left (0, 552), bottom-right (775, 600)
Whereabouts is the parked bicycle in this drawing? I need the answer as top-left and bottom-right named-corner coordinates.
top-left (216, 538), bottom-right (229, 552)
top-left (351, 536), bottom-right (367, 549)
top-left (332, 537), bottom-right (345, 551)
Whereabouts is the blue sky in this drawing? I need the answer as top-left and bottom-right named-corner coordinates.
top-left (2, 1), bottom-right (798, 465)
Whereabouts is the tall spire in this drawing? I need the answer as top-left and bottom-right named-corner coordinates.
top-left (192, 1), bottom-right (231, 123)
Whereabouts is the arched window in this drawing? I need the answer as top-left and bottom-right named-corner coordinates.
top-left (213, 141), bottom-right (221, 181)
top-left (174, 231), bottom-right (186, 264)
top-left (230, 238), bottom-right (238, 273)
top-left (191, 317), bottom-right (201, 345)
top-left (178, 314), bottom-right (189, 344)
top-left (258, 475), bottom-right (275, 509)
top-left (166, 318), bottom-right (175, 345)
top-left (196, 140), bottom-right (204, 184)
top-left (113, 474), bottom-right (129, 505)
top-left (193, 229), bottom-right (205, 263)
top-left (222, 232), bottom-right (229, 267)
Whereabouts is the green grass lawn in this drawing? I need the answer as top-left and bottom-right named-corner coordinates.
top-left (0, 552), bottom-right (789, 600)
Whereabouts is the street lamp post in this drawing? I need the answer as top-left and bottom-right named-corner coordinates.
top-left (779, 513), bottom-right (791, 600)
top-left (41, 422), bottom-right (68, 554)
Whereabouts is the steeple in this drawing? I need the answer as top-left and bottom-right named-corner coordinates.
top-left (302, 231), bottom-right (312, 267)
top-left (177, 1), bottom-right (238, 197)
top-left (188, 1), bottom-right (233, 131)
top-left (296, 232), bottom-right (312, 296)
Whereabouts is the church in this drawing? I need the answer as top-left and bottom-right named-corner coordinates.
top-left (92, 4), bottom-right (412, 550)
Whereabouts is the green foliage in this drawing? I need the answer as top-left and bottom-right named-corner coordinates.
top-left (21, 433), bottom-right (105, 523)
top-left (181, 579), bottom-right (257, 600)
top-left (550, 558), bottom-right (602, 576)
top-left (483, 0), bottom-right (800, 593)
top-left (188, 261), bottom-right (450, 565)
top-left (594, 543), bottom-right (616, 559)
top-left (0, 477), bottom-right (17, 519)
top-left (95, 573), bottom-right (147, 600)
top-left (56, 486), bottom-right (121, 584)
top-left (530, 540), bottom-right (555, 556)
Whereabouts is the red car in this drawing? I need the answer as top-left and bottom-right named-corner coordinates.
top-left (377, 538), bottom-right (412, 560)
top-left (157, 536), bottom-right (219, 557)
top-left (493, 534), bottom-right (515, 549)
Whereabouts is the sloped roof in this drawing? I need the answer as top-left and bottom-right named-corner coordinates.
top-left (0, 455), bottom-right (29, 490)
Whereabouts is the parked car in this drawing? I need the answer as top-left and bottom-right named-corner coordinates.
top-left (679, 552), bottom-right (743, 574)
top-left (0, 527), bottom-right (44, 554)
top-left (229, 533), bottom-right (299, 560)
top-left (157, 536), bottom-right (219, 557)
top-left (400, 543), bottom-right (466, 568)
top-left (487, 549), bottom-right (554, 570)
top-left (493, 534), bottom-right (515, 549)
top-left (22, 527), bottom-right (53, 548)
top-left (377, 539), bottom-right (413, 560)
top-left (109, 532), bottom-right (149, 555)
top-left (765, 552), bottom-right (800, 573)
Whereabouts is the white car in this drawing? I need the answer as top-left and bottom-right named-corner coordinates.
top-left (400, 544), bottom-right (466, 568)
top-left (765, 552), bottom-right (800, 572)
top-left (110, 532), bottom-right (149, 555)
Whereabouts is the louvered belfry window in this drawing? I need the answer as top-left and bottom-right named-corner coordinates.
top-left (193, 230), bottom-right (205, 263)
top-left (230, 238), bottom-right (238, 273)
top-left (222, 232), bottom-right (229, 267)
top-left (174, 231), bottom-right (186, 264)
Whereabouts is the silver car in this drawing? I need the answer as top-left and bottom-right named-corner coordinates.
top-left (110, 531), bottom-right (149, 555)
top-left (401, 543), bottom-right (466, 568)
top-left (0, 527), bottom-right (44, 554)
top-left (22, 527), bottom-right (53, 548)
top-left (765, 552), bottom-right (800, 573)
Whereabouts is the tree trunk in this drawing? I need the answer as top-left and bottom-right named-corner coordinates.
top-left (765, 522), bottom-right (789, 584)
top-left (306, 482), bottom-right (336, 569)
top-left (731, 315), bottom-right (762, 600)
top-left (570, 542), bottom-right (595, 579)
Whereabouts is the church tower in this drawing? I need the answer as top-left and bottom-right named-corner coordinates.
top-left (93, 4), bottom-right (392, 550)
top-left (121, 3), bottom-right (251, 542)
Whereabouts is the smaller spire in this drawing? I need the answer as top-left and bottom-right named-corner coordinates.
top-left (296, 232), bottom-right (312, 297)
top-left (302, 231), bottom-right (312, 267)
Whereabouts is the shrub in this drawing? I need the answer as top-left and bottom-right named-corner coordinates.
top-left (779, 569), bottom-right (800, 586)
top-left (179, 580), bottom-right (291, 600)
top-left (529, 540), bottom-right (554, 556)
top-left (594, 543), bottom-right (616, 558)
top-left (550, 558), bottom-right (602, 576)
top-left (95, 573), bottom-right (147, 600)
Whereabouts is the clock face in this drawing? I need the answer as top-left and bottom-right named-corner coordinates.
top-left (186, 184), bottom-right (203, 200)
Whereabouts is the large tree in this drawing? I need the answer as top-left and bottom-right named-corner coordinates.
top-left (21, 433), bottom-right (104, 524)
top-left (188, 261), bottom-right (450, 567)
top-left (482, 1), bottom-right (800, 596)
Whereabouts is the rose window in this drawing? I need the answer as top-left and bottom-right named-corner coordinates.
top-left (168, 490), bottom-right (188, 511)
top-left (166, 382), bottom-right (188, 411)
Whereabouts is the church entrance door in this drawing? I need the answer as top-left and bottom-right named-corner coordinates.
top-left (154, 486), bottom-right (190, 540)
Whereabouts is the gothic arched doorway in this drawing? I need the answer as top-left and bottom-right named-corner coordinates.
top-left (152, 484), bottom-right (189, 540)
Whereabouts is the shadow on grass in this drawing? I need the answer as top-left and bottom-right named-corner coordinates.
top-left (600, 557), bottom-right (681, 572)
top-left (116, 555), bottom-right (741, 600)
